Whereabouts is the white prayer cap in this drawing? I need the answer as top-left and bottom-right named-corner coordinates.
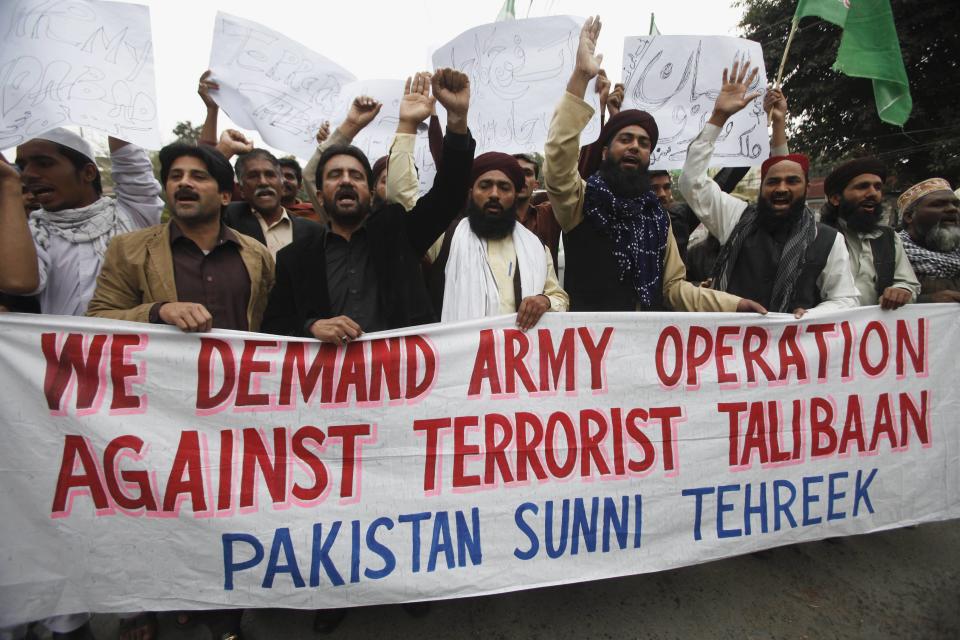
top-left (31, 128), bottom-right (96, 163)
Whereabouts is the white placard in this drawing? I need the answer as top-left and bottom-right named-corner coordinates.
top-left (0, 0), bottom-right (161, 149)
top-left (621, 35), bottom-right (769, 170)
top-left (208, 12), bottom-right (356, 157)
top-left (432, 15), bottom-right (602, 155)
top-left (336, 79), bottom-right (436, 194)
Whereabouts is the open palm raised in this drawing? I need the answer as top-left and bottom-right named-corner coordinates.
top-left (399, 71), bottom-right (435, 125)
top-left (712, 59), bottom-right (762, 120)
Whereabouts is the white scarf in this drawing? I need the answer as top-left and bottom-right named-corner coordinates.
top-left (441, 218), bottom-right (547, 322)
top-left (29, 196), bottom-right (133, 259)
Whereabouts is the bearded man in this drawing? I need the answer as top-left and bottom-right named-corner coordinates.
top-left (679, 61), bottom-right (859, 317)
top-left (821, 158), bottom-right (919, 308)
top-left (543, 17), bottom-right (763, 314)
top-left (428, 152), bottom-right (568, 330)
top-left (261, 69), bottom-right (475, 341)
top-left (897, 178), bottom-right (960, 303)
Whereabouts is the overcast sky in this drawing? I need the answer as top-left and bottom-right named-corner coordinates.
top-left (4, 1), bottom-right (751, 157)
top-left (150, 1), bottom-right (746, 149)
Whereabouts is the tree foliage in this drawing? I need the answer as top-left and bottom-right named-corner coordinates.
top-left (737, 0), bottom-right (960, 187)
top-left (172, 120), bottom-right (203, 145)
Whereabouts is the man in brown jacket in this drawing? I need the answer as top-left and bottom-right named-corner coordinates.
top-left (87, 143), bottom-right (273, 332)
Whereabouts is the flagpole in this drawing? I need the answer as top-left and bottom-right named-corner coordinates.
top-left (774, 20), bottom-right (799, 88)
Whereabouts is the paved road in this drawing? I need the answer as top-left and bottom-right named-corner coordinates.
top-left (78, 521), bottom-right (960, 640)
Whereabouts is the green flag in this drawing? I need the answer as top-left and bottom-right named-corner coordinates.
top-left (795, 0), bottom-right (849, 27)
top-left (792, 0), bottom-right (912, 126)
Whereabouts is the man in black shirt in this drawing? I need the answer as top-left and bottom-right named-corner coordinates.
top-left (262, 68), bottom-right (475, 341)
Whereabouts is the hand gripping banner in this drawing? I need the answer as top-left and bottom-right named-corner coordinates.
top-left (0, 308), bottom-right (958, 625)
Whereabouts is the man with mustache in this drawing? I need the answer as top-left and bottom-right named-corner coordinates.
top-left (897, 178), bottom-right (960, 303)
top-left (262, 68), bottom-right (475, 342)
top-left (87, 144), bottom-right (274, 333)
top-left (820, 158), bottom-right (919, 308)
top-left (543, 17), bottom-right (763, 314)
top-left (278, 157), bottom-right (321, 221)
top-left (223, 148), bottom-right (320, 259)
top-left (427, 152), bottom-right (568, 330)
top-left (679, 61), bottom-right (859, 317)
top-left (12, 129), bottom-right (164, 317)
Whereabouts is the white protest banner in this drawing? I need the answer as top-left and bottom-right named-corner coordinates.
top-left (432, 16), bottom-right (602, 155)
top-left (336, 79), bottom-right (436, 194)
top-left (621, 36), bottom-right (769, 170)
top-left (208, 12), bottom-right (356, 158)
top-left (1, 307), bottom-right (958, 625)
top-left (0, 0), bottom-right (161, 149)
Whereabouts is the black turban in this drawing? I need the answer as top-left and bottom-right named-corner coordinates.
top-left (578, 109), bottom-right (659, 178)
top-left (470, 152), bottom-right (524, 191)
top-left (824, 158), bottom-right (888, 196)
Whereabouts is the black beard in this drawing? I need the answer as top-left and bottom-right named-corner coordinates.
top-left (839, 197), bottom-right (882, 233)
top-left (598, 156), bottom-right (650, 199)
top-left (322, 196), bottom-right (371, 228)
top-left (756, 195), bottom-right (807, 234)
top-left (467, 199), bottom-right (517, 239)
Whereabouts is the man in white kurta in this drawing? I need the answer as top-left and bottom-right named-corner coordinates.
top-left (435, 152), bottom-right (568, 330)
top-left (17, 128), bottom-right (163, 316)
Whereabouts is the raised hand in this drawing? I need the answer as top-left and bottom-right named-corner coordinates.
top-left (432, 68), bottom-right (470, 134)
top-left (0, 152), bottom-right (19, 184)
top-left (398, 71), bottom-right (435, 133)
top-left (341, 96), bottom-right (382, 138)
top-left (216, 129), bottom-right (253, 160)
top-left (709, 58), bottom-right (762, 126)
top-left (575, 16), bottom-right (603, 79)
top-left (315, 120), bottom-right (331, 145)
top-left (763, 87), bottom-right (788, 123)
top-left (566, 16), bottom-right (603, 97)
top-left (608, 82), bottom-right (625, 117)
top-left (198, 70), bottom-right (219, 110)
top-left (596, 69), bottom-right (611, 104)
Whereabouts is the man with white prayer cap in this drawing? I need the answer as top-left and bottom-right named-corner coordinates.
top-left (12, 129), bottom-right (164, 315)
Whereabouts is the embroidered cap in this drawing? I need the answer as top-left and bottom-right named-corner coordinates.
top-left (897, 178), bottom-right (954, 214)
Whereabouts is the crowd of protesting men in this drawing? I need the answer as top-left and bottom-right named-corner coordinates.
top-left (1, 14), bottom-right (959, 640)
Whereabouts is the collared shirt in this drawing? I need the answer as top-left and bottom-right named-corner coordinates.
top-left (484, 235), bottom-right (569, 314)
top-left (838, 220), bottom-right (920, 305)
top-left (163, 221), bottom-right (251, 331)
top-left (252, 208), bottom-right (294, 259)
top-left (325, 226), bottom-right (386, 332)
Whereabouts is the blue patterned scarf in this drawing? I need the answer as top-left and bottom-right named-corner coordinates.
top-left (583, 173), bottom-right (669, 308)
